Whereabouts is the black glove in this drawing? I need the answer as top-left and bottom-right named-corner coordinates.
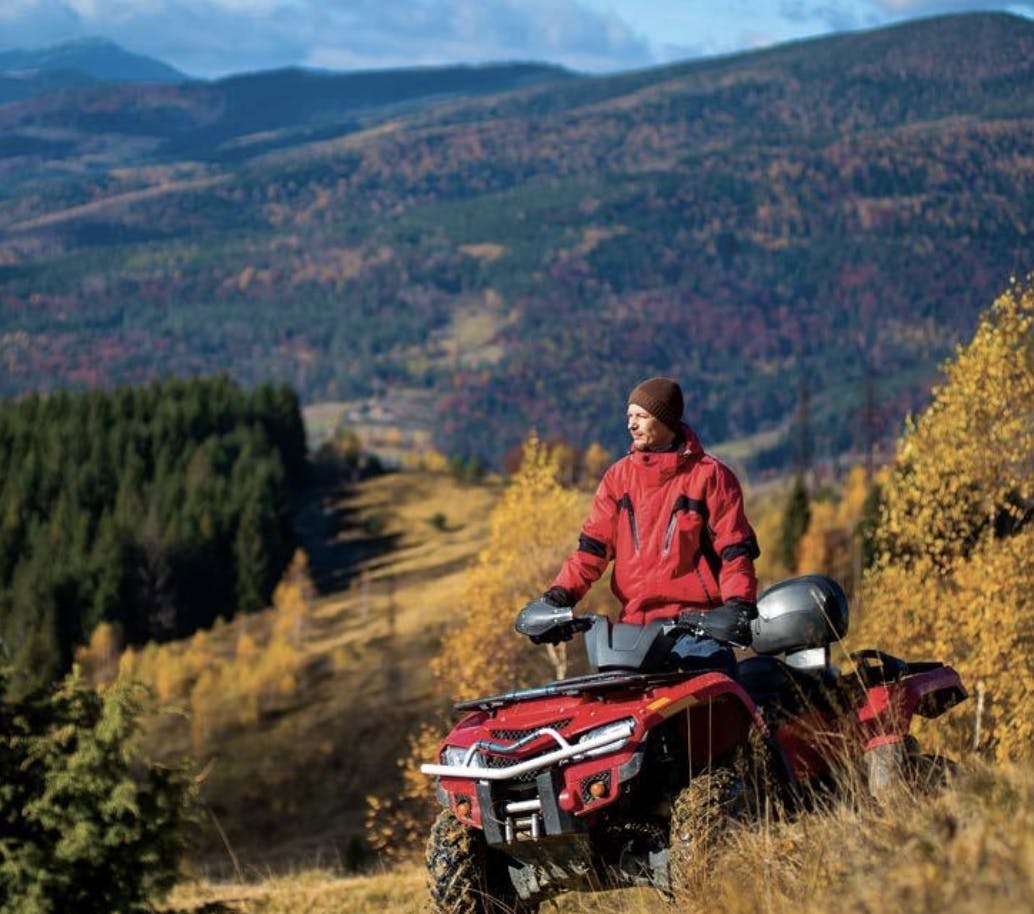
top-left (677, 600), bottom-right (757, 648)
top-left (541, 586), bottom-right (574, 608)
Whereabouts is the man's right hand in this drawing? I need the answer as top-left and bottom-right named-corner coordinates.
top-left (540, 586), bottom-right (574, 608)
top-left (516, 596), bottom-right (590, 644)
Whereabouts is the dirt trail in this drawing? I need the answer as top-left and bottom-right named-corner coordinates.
top-left (5, 175), bottom-right (228, 232)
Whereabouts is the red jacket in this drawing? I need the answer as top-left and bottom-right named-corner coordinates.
top-left (552, 424), bottom-right (759, 624)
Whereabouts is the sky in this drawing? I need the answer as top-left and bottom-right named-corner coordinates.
top-left (0, 0), bottom-right (1032, 78)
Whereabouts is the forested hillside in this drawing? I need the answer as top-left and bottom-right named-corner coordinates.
top-left (1, 13), bottom-right (1031, 469)
top-left (0, 377), bottom-right (306, 694)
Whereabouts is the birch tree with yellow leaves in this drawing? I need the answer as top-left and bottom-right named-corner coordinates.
top-left (368, 434), bottom-right (588, 855)
top-left (859, 279), bottom-right (1034, 758)
top-left (431, 433), bottom-right (585, 698)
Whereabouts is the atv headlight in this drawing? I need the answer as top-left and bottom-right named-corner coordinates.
top-left (441, 746), bottom-right (481, 769)
top-left (576, 717), bottom-right (636, 758)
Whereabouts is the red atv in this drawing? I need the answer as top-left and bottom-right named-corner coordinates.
top-left (421, 575), bottom-right (966, 912)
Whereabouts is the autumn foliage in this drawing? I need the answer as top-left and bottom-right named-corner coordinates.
top-left (367, 435), bottom-right (588, 856)
top-left (858, 279), bottom-right (1034, 758)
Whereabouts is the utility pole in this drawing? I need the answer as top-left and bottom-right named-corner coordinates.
top-left (796, 378), bottom-right (813, 485)
top-left (862, 360), bottom-right (877, 484)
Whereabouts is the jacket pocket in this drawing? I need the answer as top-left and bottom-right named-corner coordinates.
top-left (662, 495), bottom-right (707, 556)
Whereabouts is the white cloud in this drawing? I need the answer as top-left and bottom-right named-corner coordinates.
top-left (2, 0), bottom-right (1029, 77)
top-left (0, 0), bottom-right (655, 77)
top-left (872, 0), bottom-right (1032, 11)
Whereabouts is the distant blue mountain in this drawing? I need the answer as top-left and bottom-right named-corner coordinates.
top-left (0, 37), bottom-right (187, 87)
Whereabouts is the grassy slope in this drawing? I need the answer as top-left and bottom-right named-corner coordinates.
top-left (166, 762), bottom-right (1034, 913)
top-left (143, 469), bottom-right (513, 870)
top-left (144, 459), bottom-right (789, 871)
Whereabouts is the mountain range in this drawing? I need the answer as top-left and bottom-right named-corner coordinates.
top-left (0, 37), bottom-right (188, 104)
top-left (0, 14), bottom-right (1031, 471)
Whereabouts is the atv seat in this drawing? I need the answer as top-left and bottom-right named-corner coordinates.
top-left (584, 618), bottom-right (676, 672)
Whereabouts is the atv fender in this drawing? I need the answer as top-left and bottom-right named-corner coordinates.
top-left (857, 664), bottom-right (966, 751)
top-left (639, 671), bottom-right (770, 768)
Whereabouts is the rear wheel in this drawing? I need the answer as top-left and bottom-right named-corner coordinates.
top-left (668, 768), bottom-right (740, 904)
top-left (425, 810), bottom-right (539, 914)
top-left (904, 736), bottom-right (958, 792)
top-left (866, 737), bottom-right (957, 800)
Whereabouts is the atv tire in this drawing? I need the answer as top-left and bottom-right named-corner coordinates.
top-left (866, 737), bottom-right (957, 801)
top-left (426, 810), bottom-right (539, 914)
top-left (668, 767), bottom-right (740, 905)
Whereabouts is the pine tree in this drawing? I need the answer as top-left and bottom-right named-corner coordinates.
top-left (0, 668), bottom-right (198, 912)
top-left (234, 504), bottom-right (269, 614)
top-left (778, 473), bottom-right (811, 573)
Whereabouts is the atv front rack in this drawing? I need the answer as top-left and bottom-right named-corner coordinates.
top-left (453, 670), bottom-right (689, 712)
top-left (421, 719), bottom-right (636, 781)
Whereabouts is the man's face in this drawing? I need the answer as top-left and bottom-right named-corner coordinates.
top-left (627, 404), bottom-right (675, 451)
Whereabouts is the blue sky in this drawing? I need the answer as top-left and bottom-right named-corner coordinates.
top-left (0, 0), bottom-right (1032, 77)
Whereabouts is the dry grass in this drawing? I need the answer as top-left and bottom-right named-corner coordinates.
top-left (140, 470), bottom-right (516, 871)
top-left (673, 760), bottom-right (1034, 914)
top-left (166, 868), bottom-right (427, 914)
top-left (167, 761), bottom-right (1034, 914)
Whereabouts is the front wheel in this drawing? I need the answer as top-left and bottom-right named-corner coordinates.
top-left (668, 768), bottom-right (740, 905)
top-left (425, 810), bottom-right (539, 914)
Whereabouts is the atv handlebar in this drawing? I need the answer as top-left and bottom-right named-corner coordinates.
top-left (515, 601), bottom-right (594, 645)
top-left (516, 600), bottom-right (721, 647)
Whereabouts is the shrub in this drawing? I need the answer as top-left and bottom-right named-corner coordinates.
top-left (0, 667), bottom-right (198, 914)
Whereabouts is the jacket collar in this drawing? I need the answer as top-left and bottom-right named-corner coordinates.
top-left (627, 423), bottom-right (703, 482)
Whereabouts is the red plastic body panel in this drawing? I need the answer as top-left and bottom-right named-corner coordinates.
top-left (436, 671), bottom-right (764, 826)
top-left (434, 662), bottom-right (967, 828)
top-left (856, 664), bottom-right (966, 752)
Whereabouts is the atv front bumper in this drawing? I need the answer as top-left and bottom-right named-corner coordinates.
top-left (423, 720), bottom-right (643, 843)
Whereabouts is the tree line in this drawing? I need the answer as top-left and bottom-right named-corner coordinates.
top-left (0, 376), bottom-right (307, 695)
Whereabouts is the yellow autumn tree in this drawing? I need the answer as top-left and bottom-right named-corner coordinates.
top-left (795, 499), bottom-right (852, 582)
top-left (272, 548), bottom-right (315, 647)
top-left (152, 649), bottom-right (186, 703)
top-left (582, 441), bottom-right (613, 488)
top-left (751, 490), bottom-right (794, 588)
top-left (74, 621), bottom-right (123, 686)
top-left (838, 465), bottom-right (872, 529)
top-left (234, 631), bottom-right (261, 725)
top-left (432, 433), bottom-right (585, 700)
top-left (859, 279), bottom-right (1034, 758)
top-left (368, 433), bottom-right (587, 858)
top-left (190, 668), bottom-right (221, 752)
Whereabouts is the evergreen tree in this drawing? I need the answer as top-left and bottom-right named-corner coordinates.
top-left (234, 503), bottom-right (269, 614)
top-left (0, 668), bottom-right (198, 913)
top-left (0, 377), bottom-right (307, 688)
top-left (778, 473), bottom-right (811, 573)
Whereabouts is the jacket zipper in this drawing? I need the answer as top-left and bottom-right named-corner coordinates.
top-left (627, 504), bottom-right (641, 553)
top-left (662, 508), bottom-right (681, 556)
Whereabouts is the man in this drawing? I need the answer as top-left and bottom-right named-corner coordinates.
top-left (540, 377), bottom-right (760, 669)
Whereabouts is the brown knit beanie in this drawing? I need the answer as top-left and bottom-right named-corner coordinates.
top-left (628, 377), bottom-right (684, 431)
